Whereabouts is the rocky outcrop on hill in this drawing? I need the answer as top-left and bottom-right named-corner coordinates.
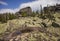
top-left (16, 7), bottom-right (32, 17)
top-left (43, 4), bottom-right (60, 14)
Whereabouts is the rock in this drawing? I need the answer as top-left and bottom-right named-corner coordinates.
top-left (52, 22), bottom-right (60, 27)
top-left (57, 39), bottom-right (60, 41)
top-left (41, 22), bottom-right (47, 27)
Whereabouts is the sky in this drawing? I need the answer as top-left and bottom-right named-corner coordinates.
top-left (0, 0), bottom-right (60, 13)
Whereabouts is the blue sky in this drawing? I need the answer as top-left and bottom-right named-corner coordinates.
top-left (0, 0), bottom-right (35, 9)
top-left (0, 0), bottom-right (60, 13)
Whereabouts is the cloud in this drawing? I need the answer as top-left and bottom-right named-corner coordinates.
top-left (0, 8), bottom-right (19, 14)
top-left (20, 0), bottom-right (60, 11)
top-left (0, 1), bottom-right (8, 5)
top-left (0, 0), bottom-right (60, 14)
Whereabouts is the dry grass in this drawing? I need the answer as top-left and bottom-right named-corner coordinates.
top-left (0, 13), bottom-right (60, 41)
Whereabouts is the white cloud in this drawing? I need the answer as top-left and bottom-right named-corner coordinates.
top-left (0, 1), bottom-right (8, 5)
top-left (0, 0), bottom-right (60, 14)
top-left (0, 8), bottom-right (19, 14)
top-left (20, 0), bottom-right (60, 11)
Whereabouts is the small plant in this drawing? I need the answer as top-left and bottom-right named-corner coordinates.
top-left (9, 13), bottom-right (16, 20)
top-left (21, 12), bottom-right (28, 17)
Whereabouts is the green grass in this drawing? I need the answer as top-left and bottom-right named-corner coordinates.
top-left (0, 13), bottom-right (60, 41)
top-left (0, 23), bottom-right (7, 34)
top-left (54, 13), bottom-right (60, 17)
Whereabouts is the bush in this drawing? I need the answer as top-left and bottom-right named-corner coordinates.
top-left (0, 13), bottom-right (16, 23)
top-left (0, 14), bottom-right (7, 23)
top-left (9, 13), bottom-right (16, 20)
top-left (21, 12), bottom-right (27, 17)
top-left (30, 12), bottom-right (36, 17)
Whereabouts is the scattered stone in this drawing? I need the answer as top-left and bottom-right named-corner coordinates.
top-left (53, 33), bottom-right (59, 37)
top-left (57, 39), bottom-right (60, 41)
top-left (41, 22), bottom-right (47, 27)
top-left (33, 19), bottom-right (36, 21)
top-left (58, 17), bottom-right (60, 19)
top-left (52, 22), bottom-right (60, 27)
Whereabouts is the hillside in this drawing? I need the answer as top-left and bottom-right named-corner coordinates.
top-left (0, 13), bottom-right (60, 41)
top-left (0, 4), bottom-right (60, 41)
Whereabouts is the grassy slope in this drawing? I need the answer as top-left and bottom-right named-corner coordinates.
top-left (0, 13), bottom-right (60, 41)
